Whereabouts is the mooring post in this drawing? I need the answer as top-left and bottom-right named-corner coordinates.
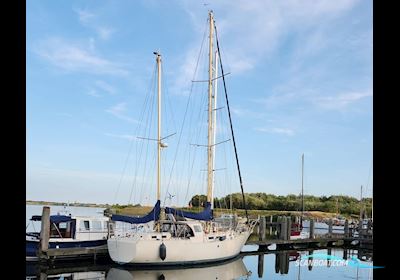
top-left (259, 216), bottom-right (266, 241)
top-left (309, 219), bottom-right (315, 239)
top-left (344, 219), bottom-right (349, 237)
top-left (286, 217), bottom-right (291, 241)
top-left (328, 219), bottom-right (333, 237)
top-left (269, 215), bottom-right (273, 235)
top-left (358, 219), bottom-right (363, 237)
top-left (258, 253), bottom-right (264, 278)
top-left (280, 217), bottom-right (287, 240)
top-left (277, 216), bottom-right (281, 240)
top-left (39, 206), bottom-right (50, 259)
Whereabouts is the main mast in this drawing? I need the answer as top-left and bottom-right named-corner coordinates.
top-left (206, 11), bottom-right (215, 206)
top-left (211, 50), bottom-right (218, 209)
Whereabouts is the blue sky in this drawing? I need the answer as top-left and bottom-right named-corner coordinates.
top-left (27, 0), bottom-right (372, 205)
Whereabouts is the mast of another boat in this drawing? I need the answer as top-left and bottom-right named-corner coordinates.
top-left (300, 153), bottom-right (304, 228)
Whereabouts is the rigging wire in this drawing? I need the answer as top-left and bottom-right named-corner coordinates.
top-left (127, 63), bottom-right (156, 204)
top-left (214, 21), bottom-right (249, 222)
top-left (162, 17), bottom-right (209, 207)
top-left (113, 61), bottom-right (156, 205)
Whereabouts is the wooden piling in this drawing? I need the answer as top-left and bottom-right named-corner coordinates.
top-left (259, 216), bottom-right (266, 241)
top-left (328, 219), bottom-right (333, 237)
top-left (280, 217), bottom-right (288, 240)
top-left (309, 219), bottom-right (315, 239)
top-left (39, 206), bottom-right (50, 259)
top-left (344, 219), bottom-right (349, 237)
top-left (286, 217), bottom-right (291, 241)
top-left (269, 216), bottom-right (273, 235)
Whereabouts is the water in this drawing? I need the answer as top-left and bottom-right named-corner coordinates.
top-left (26, 205), bottom-right (374, 279)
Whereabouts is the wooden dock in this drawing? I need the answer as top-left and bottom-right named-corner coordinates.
top-left (246, 215), bottom-right (373, 251)
top-left (33, 207), bottom-right (372, 264)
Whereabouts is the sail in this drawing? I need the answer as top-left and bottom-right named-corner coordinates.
top-left (111, 200), bottom-right (160, 224)
top-left (165, 202), bottom-right (213, 221)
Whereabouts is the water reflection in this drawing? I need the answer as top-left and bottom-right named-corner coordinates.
top-left (26, 248), bottom-right (374, 279)
top-left (106, 257), bottom-right (250, 280)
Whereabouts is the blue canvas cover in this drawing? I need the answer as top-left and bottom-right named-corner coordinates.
top-left (30, 215), bottom-right (73, 223)
top-left (165, 202), bottom-right (213, 221)
top-left (111, 200), bottom-right (161, 224)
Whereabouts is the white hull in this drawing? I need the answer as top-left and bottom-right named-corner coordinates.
top-left (107, 229), bottom-right (251, 265)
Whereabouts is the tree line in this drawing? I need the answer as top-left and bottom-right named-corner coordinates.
top-left (189, 193), bottom-right (372, 217)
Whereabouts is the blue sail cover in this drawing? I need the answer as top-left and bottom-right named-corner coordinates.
top-left (165, 202), bottom-right (213, 221)
top-left (111, 200), bottom-right (161, 224)
top-left (30, 215), bottom-right (73, 223)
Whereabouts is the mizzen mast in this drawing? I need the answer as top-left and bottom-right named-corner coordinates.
top-left (155, 51), bottom-right (162, 201)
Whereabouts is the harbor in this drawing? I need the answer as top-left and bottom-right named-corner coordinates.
top-left (28, 205), bottom-right (372, 265)
top-left (27, 1), bottom-right (373, 279)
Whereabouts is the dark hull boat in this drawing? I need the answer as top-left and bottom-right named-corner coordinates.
top-left (26, 214), bottom-right (109, 261)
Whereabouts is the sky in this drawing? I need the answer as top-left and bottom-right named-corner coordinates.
top-left (26, 0), bottom-right (372, 205)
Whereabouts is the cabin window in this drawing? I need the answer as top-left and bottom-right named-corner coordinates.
top-left (79, 220), bottom-right (90, 231)
top-left (193, 225), bottom-right (202, 233)
top-left (49, 222), bottom-right (73, 238)
top-left (92, 221), bottom-right (102, 230)
top-left (58, 222), bottom-right (67, 229)
top-left (175, 224), bottom-right (194, 238)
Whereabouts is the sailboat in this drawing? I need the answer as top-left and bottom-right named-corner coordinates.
top-left (107, 11), bottom-right (257, 265)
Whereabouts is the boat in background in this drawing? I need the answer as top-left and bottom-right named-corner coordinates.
top-left (26, 214), bottom-right (109, 261)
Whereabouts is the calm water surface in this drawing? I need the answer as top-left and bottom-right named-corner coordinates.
top-left (26, 205), bottom-right (374, 279)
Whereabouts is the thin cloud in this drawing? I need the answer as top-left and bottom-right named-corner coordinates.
top-left (181, 0), bottom-right (359, 72)
top-left (255, 127), bottom-right (295, 136)
top-left (104, 133), bottom-right (136, 141)
top-left (87, 89), bottom-right (101, 97)
top-left (75, 8), bottom-right (115, 40)
top-left (313, 90), bottom-right (372, 110)
top-left (32, 38), bottom-right (129, 76)
top-left (95, 80), bottom-right (116, 95)
top-left (106, 102), bottom-right (138, 123)
top-left (76, 9), bottom-right (95, 24)
top-left (97, 27), bottom-right (114, 40)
